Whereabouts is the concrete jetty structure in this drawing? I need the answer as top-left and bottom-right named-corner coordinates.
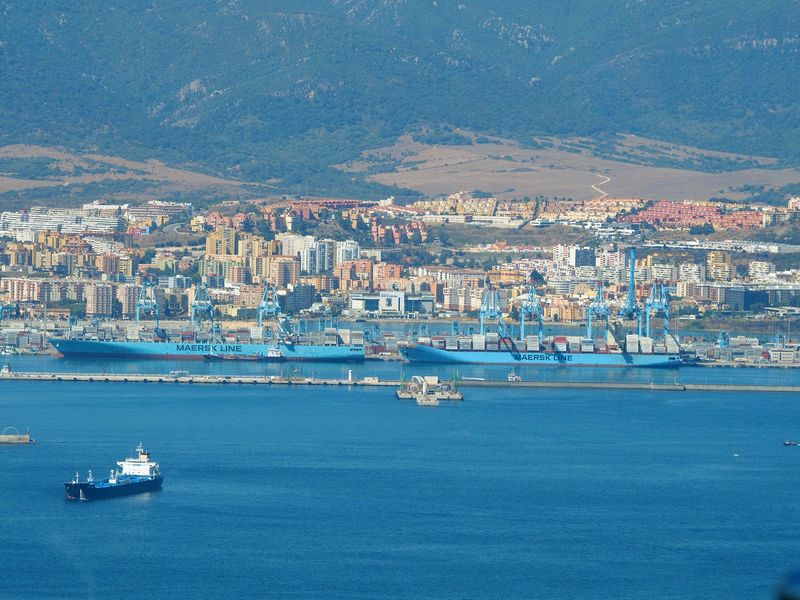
top-left (0, 427), bottom-right (34, 444)
top-left (0, 370), bottom-right (798, 393)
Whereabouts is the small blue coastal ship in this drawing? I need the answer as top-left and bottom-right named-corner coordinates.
top-left (64, 444), bottom-right (163, 501)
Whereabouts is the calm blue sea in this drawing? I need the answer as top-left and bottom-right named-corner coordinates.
top-left (1, 370), bottom-right (799, 599)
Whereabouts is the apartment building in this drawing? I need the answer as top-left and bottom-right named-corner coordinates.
top-left (86, 284), bottom-right (114, 317)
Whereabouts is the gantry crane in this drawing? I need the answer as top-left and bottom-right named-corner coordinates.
top-left (479, 282), bottom-right (506, 337)
top-left (135, 280), bottom-right (159, 331)
top-left (644, 282), bottom-right (670, 338)
top-left (618, 247), bottom-right (643, 336)
top-left (190, 283), bottom-right (215, 330)
top-left (586, 282), bottom-right (611, 340)
top-left (257, 282), bottom-right (280, 329)
top-left (519, 274), bottom-right (544, 343)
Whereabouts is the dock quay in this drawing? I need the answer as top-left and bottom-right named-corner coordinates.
top-left (0, 371), bottom-right (798, 393)
top-left (0, 371), bottom-right (396, 386)
top-left (457, 380), bottom-right (800, 393)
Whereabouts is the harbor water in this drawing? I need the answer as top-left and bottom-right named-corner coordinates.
top-left (1, 370), bottom-right (799, 598)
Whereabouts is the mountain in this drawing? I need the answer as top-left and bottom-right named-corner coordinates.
top-left (1, 1), bottom-right (798, 197)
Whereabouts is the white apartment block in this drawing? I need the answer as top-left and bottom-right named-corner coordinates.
top-left (276, 233), bottom-right (315, 260)
top-left (335, 240), bottom-right (361, 265)
top-left (677, 262), bottom-right (706, 283)
top-left (748, 260), bottom-right (776, 281)
top-left (0, 208), bottom-right (125, 241)
top-left (651, 263), bottom-right (677, 281)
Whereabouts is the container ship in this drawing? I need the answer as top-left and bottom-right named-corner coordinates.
top-left (50, 282), bottom-right (365, 362)
top-left (64, 443), bottom-right (163, 501)
top-left (51, 335), bottom-right (365, 362)
top-left (401, 332), bottom-right (681, 367)
top-left (402, 273), bottom-right (681, 368)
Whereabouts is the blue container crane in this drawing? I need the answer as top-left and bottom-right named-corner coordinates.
top-left (618, 247), bottom-right (643, 336)
top-left (190, 283), bottom-right (214, 330)
top-left (718, 330), bottom-right (731, 350)
top-left (135, 280), bottom-right (159, 332)
top-left (257, 283), bottom-right (280, 328)
top-left (586, 282), bottom-right (611, 340)
top-left (519, 274), bottom-right (544, 343)
top-left (479, 282), bottom-right (506, 337)
top-left (644, 282), bottom-right (671, 338)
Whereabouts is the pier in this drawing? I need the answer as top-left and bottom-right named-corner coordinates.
top-left (0, 371), bottom-right (798, 393)
top-left (0, 371), bottom-right (393, 387)
top-left (0, 427), bottom-right (34, 444)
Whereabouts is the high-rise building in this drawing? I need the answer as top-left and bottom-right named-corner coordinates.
top-left (205, 226), bottom-right (238, 256)
top-left (595, 249), bottom-right (625, 269)
top-left (227, 265), bottom-right (251, 285)
top-left (335, 240), bottom-right (361, 265)
top-left (116, 284), bottom-right (141, 317)
top-left (570, 247), bottom-right (596, 267)
top-left (707, 251), bottom-right (732, 281)
top-left (677, 262), bottom-right (705, 283)
top-left (748, 260), bottom-right (775, 281)
top-left (302, 239), bottom-right (336, 274)
top-left (279, 284), bottom-right (316, 313)
top-left (373, 262), bottom-right (403, 290)
top-left (97, 253), bottom-right (120, 275)
top-left (0, 278), bottom-right (49, 302)
top-left (268, 256), bottom-right (301, 287)
top-left (276, 233), bottom-right (314, 260)
top-left (118, 255), bottom-right (135, 278)
top-left (335, 259), bottom-right (375, 290)
top-left (552, 244), bottom-right (571, 266)
top-left (237, 234), bottom-right (263, 259)
top-left (86, 284), bottom-right (114, 317)
top-left (651, 263), bottom-right (677, 281)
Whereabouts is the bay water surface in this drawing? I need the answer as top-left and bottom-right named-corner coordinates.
top-left (1, 363), bottom-right (799, 598)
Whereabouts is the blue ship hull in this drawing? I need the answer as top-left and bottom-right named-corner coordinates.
top-left (64, 475), bottom-right (163, 500)
top-left (401, 345), bottom-right (681, 368)
top-left (50, 339), bottom-right (365, 362)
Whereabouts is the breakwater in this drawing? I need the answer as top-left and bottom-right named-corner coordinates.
top-left (0, 371), bottom-right (798, 393)
top-left (0, 371), bottom-right (393, 386)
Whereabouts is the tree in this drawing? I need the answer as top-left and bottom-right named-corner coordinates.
top-left (530, 270), bottom-right (546, 285)
top-left (689, 223), bottom-right (715, 235)
top-left (437, 225), bottom-right (449, 246)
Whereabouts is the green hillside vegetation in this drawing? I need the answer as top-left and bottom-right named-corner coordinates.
top-left (1, 1), bottom-right (798, 197)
